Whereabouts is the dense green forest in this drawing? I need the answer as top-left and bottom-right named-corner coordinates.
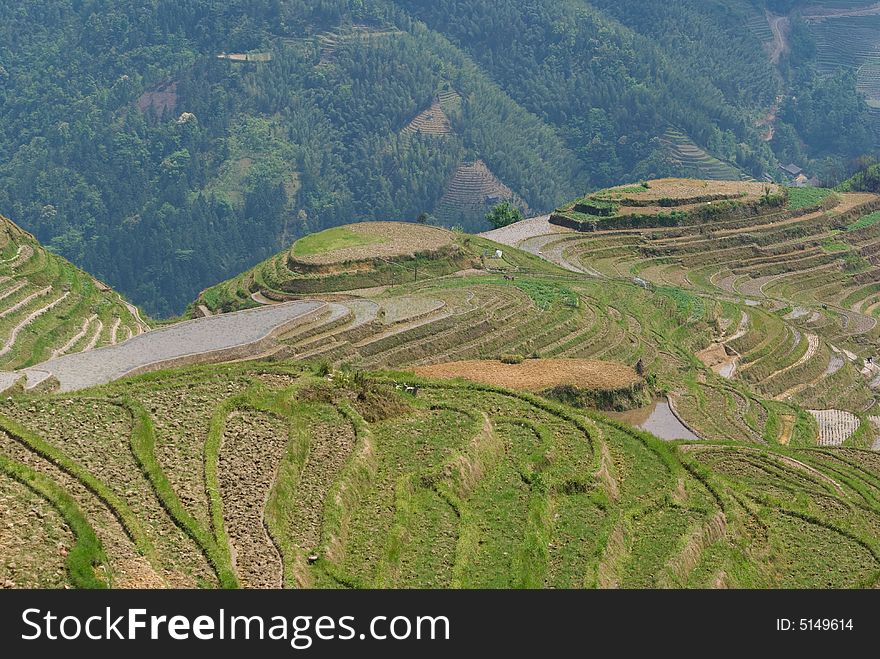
top-left (0, 0), bottom-right (875, 315)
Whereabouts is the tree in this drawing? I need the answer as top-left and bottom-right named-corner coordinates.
top-left (485, 200), bottom-right (523, 229)
top-left (416, 211), bottom-right (430, 224)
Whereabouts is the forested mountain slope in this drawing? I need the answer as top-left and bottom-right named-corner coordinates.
top-left (0, 1), bottom-right (873, 315)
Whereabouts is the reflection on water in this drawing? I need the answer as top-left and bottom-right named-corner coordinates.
top-left (607, 398), bottom-right (699, 441)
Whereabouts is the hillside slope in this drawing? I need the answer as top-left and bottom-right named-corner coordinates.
top-left (193, 179), bottom-right (880, 450)
top-left (0, 214), bottom-right (148, 373)
top-left (5, 177), bottom-right (880, 588)
top-left (2, 360), bottom-right (880, 589)
top-left (2, 1), bottom-right (871, 315)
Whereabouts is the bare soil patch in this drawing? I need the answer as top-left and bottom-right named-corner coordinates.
top-left (778, 414), bottom-right (795, 445)
top-left (479, 214), bottom-right (572, 246)
top-left (136, 81), bottom-right (178, 116)
top-left (696, 343), bottom-right (737, 378)
top-left (219, 411), bottom-right (288, 588)
top-left (605, 178), bottom-right (778, 204)
top-left (411, 358), bottom-right (639, 392)
top-left (0, 473), bottom-right (72, 588)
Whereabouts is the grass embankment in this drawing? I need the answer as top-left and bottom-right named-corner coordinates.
top-left (124, 398), bottom-right (238, 587)
top-left (0, 453), bottom-right (109, 588)
top-left (0, 413), bottom-right (155, 560)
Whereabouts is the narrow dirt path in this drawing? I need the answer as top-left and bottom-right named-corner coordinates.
top-left (83, 318), bottom-right (104, 352)
top-left (0, 291), bottom-right (70, 357)
top-left (0, 245), bottom-right (24, 264)
top-left (7, 245), bottom-right (33, 269)
top-left (51, 315), bottom-right (97, 358)
top-left (0, 286), bottom-right (51, 318)
top-left (249, 292), bottom-right (276, 306)
top-left (109, 317), bottom-right (122, 344)
top-left (776, 454), bottom-right (846, 496)
top-left (774, 353), bottom-right (834, 402)
top-left (516, 234), bottom-right (600, 275)
top-left (767, 12), bottom-right (790, 65)
top-left (756, 95), bottom-right (783, 141)
top-left (724, 311), bottom-right (750, 344)
top-left (118, 294), bottom-right (149, 334)
top-left (766, 333), bottom-right (819, 384)
top-left (0, 280), bottom-right (27, 304)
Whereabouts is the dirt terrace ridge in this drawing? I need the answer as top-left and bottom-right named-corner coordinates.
top-left (602, 178), bottom-right (778, 202)
top-left (411, 358), bottom-right (640, 392)
top-left (5, 300), bottom-right (325, 392)
top-left (291, 222), bottom-right (454, 266)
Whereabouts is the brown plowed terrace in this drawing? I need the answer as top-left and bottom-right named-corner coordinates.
top-left (411, 358), bottom-right (640, 392)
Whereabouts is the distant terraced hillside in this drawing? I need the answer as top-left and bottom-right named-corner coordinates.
top-left (804, 3), bottom-right (880, 74)
top-left (401, 90), bottom-right (462, 139)
top-left (799, 1), bottom-right (880, 123)
top-left (0, 215), bottom-right (149, 371)
top-left (434, 160), bottom-right (530, 225)
top-left (552, 178), bottom-right (783, 231)
top-left (660, 129), bottom-right (749, 181)
top-left (401, 99), bottom-right (452, 137)
top-left (314, 24), bottom-right (404, 64)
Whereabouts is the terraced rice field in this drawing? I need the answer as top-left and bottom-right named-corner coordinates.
top-left (434, 160), bottom-right (530, 225)
top-left (291, 222), bottom-right (455, 267)
top-left (810, 409), bottom-right (862, 446)
top-left (196, 222), bottom-right (501, 308)
top-left (7, 175), bottom-right (880, 589)
top-left (3, 360), bottom-right (880, 589)
top-left (411, 359), bottom-right (640, 392)
top-left (660, 129), bottom-right (749, 181)
top-left (857, 59), bottom-right (880, 107)
top-left (194, 189), bottom-right (880, 448)
top-left (314, 25), bottom-right (403, 64)
top-left (553, 178), bottom-right (783, 231)
top-left (3, 300), bottom-right (325, 393)
top-left (0, 215), bottom-right (148, 371)
top-left (807, 13), bottom-right (880, 73)
top-left (802, 2), bottom-right (880, 136)
top-left (457, 180), bottom-right (880, 447)
top-left (401, 97), bottom-right (455, 138)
